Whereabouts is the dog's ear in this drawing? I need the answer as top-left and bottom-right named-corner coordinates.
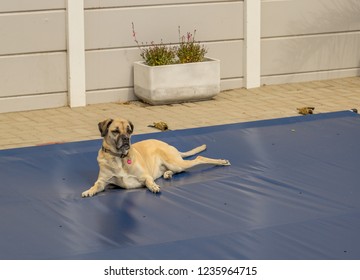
top-left (128, 121), bottom-right (134, 134)
top-left (98, 119), bottom-right (113, 137)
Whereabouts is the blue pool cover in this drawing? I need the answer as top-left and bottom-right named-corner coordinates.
top-left (0, 111), bottom-right (359, 260)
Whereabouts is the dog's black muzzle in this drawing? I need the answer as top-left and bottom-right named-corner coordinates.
top-left (116, 135), bottom-right (130, 151)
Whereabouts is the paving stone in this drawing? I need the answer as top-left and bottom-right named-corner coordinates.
top-left (0, 77), bottom-right (359, 150)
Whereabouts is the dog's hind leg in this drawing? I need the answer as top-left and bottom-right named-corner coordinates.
top-left (165, 155), bottom-right (230, 176)
top-left (179, 144), bottom-right (207, 158)
top-left (163, 170), bottom-right (174, 179)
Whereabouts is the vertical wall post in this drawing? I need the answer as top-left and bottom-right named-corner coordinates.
top-left (244, 0), bottom-right (261, 88)
top-left (66, 0), bottom-right (86, 107)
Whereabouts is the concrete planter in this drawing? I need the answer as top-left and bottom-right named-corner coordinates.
top-left (133, 57), bottom-right (220, 105)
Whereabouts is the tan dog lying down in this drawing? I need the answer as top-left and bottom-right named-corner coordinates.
top-left (82, 118), bottom-right (230, 197)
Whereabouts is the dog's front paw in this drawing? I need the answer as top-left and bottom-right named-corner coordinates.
top-left (82, 188), bottom-right (96, 198)
top-left (82, 183), bottom-right (106, 197)
top-left (148, 183), bottom-right (161, 193)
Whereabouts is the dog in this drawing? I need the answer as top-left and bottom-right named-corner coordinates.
top-left (81, 118), bottom-right (230, 197)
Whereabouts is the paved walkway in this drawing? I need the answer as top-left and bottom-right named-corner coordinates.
top-left (0, 76), bottom-right (359, 150)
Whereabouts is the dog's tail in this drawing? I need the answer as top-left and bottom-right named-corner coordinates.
top-left (180, 144), bottom-right (207, 158)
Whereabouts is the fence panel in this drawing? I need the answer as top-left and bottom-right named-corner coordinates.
top-left (261, 0), bottom-right (360, 84)
top-left (0, 3), bottom-right (67, 113)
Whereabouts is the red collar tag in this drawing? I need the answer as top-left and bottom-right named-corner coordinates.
top-left (127, 159), bottom-right (132, 165)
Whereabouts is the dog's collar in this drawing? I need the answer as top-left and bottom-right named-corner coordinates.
top-left (102, 145), bottom-right (127, 158)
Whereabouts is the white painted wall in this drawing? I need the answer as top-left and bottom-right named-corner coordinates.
top-left (0, 0), bottom-right (359, 113)
top-left (0, 0), bottom-right (67, 113)
top-left (261, 0), bottom-right (360, 85)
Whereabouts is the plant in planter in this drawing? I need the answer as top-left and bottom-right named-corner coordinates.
top-left (132, 23), bottom-right (220, 105)
top-left (176, 28), bottom-right (207, 64)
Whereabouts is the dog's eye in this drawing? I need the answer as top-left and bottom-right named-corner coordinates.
top-left (111, 130), bottom-right (119, 135)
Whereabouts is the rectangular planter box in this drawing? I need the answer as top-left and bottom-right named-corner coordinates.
top-left (133, 57), bottom-right (220, 105)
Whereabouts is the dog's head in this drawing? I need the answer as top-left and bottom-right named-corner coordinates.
top-left (98, 118), bottom-right (134, 156)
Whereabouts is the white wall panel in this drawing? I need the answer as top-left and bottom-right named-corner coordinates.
top-left (261, 33), bottom-right (360, 76)
top-left (85, 0), bottom-right (242, 9)
top-left (0, 93), bottom-right (67, 114)
top-left (207, 41), bottom-right (244, 79)
top-left (0, 53), bottom-right (67, 98)
top-left (85, 48), bottom-right (139, 91)
top-left (262, 0), bottom-right (360, 37)
top-left (0, 11), bottom-right (66, 55)
top-left (86, 88), bottom-right (136, 105)
top-left (84, 2), bottom-right (243, 50)
top-left (261, 68), bottom-right (360, 86)
top-left (261, 0), bottom-right (360, 85)
top-left (0, 1), bottom-right (67, 112)
top-left (0, 0), bottom-right (65, 12)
